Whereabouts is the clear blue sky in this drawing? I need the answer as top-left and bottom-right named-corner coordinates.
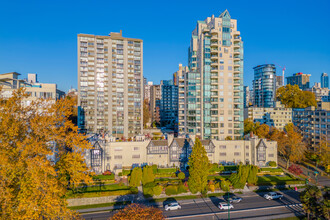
top-left (0, 0), bottom-right (329, 92)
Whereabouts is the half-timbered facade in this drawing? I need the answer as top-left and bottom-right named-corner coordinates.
top-left (84, 134), bottom-right (277, 174)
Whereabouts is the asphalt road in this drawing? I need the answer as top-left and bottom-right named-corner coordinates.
top-left (81, 190), bottom-right (304, 220)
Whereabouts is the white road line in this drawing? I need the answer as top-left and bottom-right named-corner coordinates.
top-left (166, 203), bottom-right (302, 219)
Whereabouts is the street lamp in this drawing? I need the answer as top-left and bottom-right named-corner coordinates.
top-left (227, 190), bottom-right (230, 219)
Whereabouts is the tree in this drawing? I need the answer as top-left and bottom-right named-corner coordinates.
top-left (272, 123), bottom-right (306, 169)
top-left (142, 165), bottom-right (155, 185)
top-left (300, 185), bottom-right (323, 219)
top-left (188, 138), bottom-right (211, 194)
top-left (0, 88), bottom-right (92, 219)
top-left (247, 165), bottom-right (258, 185)
top-left (143, 99), bottom-right (151, 128)
top-left (244, 119), bottom-right (259, 135)
top-left (315, 138), bottom-right (330, 168)
top-left (178, 172), bottom-right (185, 180)
top-left (225, 136), bottom-right (232, 140)
top-left (112, 204), bottom-right (165, 220)
top-left (220, 179), bottom-right (230, 192)
top-left (129, 167), bottom-right (142, 187)
top-left (276, 84), bottom-right (317, 108)
top-left (255, 124), bottom-right (270, 138)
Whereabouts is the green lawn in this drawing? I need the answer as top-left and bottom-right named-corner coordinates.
top-left (93, 174), bottom-right (115, 180)
top-left (259, 168), bottom-right (283, 172)
top-left (257, 174), bottom-right (304, 186)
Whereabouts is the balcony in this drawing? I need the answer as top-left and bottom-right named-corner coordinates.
top-left (211, 68), bottom-right (218, 72)
top-left (202, 28), bottom-right (210, 33)
top-left (211, 35), bottom-right (218, 40)
top-left (210, 41), bottom-right (218, 47)
top-left (233, 43), bottom-right (240, 49)
top-left (234, 49), bottom-right (240, 55)
top-left (211, 62), bottom-right (218, 67)
top-left (211, 29), bottom-right (218, 34)
top-left (211, 48), bottom-right (218, 54)
top-left (211, 55), bottom-right (218, 61)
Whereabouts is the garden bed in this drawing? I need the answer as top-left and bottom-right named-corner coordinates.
top-left (257, 174), bottom-right (304, 186)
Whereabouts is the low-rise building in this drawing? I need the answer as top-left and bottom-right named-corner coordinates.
top-left (292, 101), bottom-right (330, 149)
top-left (305, 82), bottom-right (329, 101)
top-left (244, 102), bottom-right (292, 130)
top-left (85, 134), bottom-right (277, 174)
top-left (0, 72), bottom-right (65, 104)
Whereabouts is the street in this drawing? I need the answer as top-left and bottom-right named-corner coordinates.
top-left (81, 190), bottom-right (304, 220)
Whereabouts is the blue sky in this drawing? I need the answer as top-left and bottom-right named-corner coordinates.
top-left (0, 0), bottom-right (329, 92)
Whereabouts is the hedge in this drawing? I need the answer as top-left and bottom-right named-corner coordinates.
top-left (122, 169), bottom-right (131, 176)
top-left (223, 165), bottom-right (238, 171)
top-left (156, 168), bottom-right (177, 173)
top-left (259, 168), bottom-right (283, 173)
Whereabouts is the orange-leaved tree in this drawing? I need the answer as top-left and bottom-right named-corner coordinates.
top-left (111, 204), bottom-right (165, 220)
top-left (0, 88), bottom-right (92, 219)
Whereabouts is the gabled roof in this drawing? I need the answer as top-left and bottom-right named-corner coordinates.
top-left (219, 9), bottom-right (231, 19)
top-left (201, 140), bottom-right (211, 146)
top-left (173, 138), bottom-right (191, 148)
top-left (256, 139), bottom-right (267, 149)
top-left (150, 140), bottom-right (168, 146)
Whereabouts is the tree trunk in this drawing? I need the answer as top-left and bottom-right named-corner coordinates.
top-left (286, 159), bottom-right (290, 169)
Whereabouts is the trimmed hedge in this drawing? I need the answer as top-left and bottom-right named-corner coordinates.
top-left (157, 168), bottom-right (177, 173)
top-left (223, 165), bottom-right (238, 171)
top-left (259, 168), bottom-right (283, 172)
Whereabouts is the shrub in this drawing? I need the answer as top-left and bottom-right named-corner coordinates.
top-left (165, 185), bottom-right (177, 196)
top-left (214, 182), bottom-right (220, 189)
top-left (118, 172), bottom-right (123, 176)
top-left (208, 184), bottom-right (215, 192)
top-left (153, 185), bottom-right (163, 196)
top-left (102, 170), bottom-right (112, 175)
top-left (178, 172), bottom-right (185, 180)
top-left (129, 167), bottom-right (142, 187)
top-left (143, 182), bottom-right (157, 197)
top-left (220, 180), bottom-right (230, 192)
top-left (171, 173), bottom-right (177, 178)
top-left (268, 161), bottom-right (277, 167)
top-left (177, 184), bottom-right (188, 194)
top-left (288, 164), bottom-right (303, 176)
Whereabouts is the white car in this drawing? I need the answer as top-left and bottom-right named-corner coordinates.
top-left (164, 202), bottom-right (181, 211)
top-left (218, 202), bottom-right (234, 210)
top-left (264, 192), bottom-right (283, 200)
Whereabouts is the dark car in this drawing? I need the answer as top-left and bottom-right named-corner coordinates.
top-left (223, 195), bottom-right (242, 203)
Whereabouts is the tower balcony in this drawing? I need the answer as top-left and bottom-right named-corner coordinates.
top-left (233, 43), bottom-right (240, 49)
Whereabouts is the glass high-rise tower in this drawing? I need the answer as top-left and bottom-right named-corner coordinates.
top-left (176, 10), bottom-right (244, 140)
top-left (253, 64), bottom-right (276, 108)
top-left (321, 73), bottom-right (329, 89)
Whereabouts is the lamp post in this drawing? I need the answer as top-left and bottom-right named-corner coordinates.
top-left (227, 190), bottom-right (230, 219)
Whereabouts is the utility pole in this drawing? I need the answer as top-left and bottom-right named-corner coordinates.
top-left (227, 190), bottom-right (230, 219)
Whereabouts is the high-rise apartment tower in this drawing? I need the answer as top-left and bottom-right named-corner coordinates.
top-left (177, 10), bottom-right (244, 140)
top-left (253, 64), bottom-right (276, 108)
top-left (77, 31), bottom-right (143, 138)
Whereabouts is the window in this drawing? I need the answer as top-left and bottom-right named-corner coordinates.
top-left (114, 155), bottom-right (122, 159)
top-left (268, 154), bottom-right (274, 157)
top-left (246, 153), bottom-right (249, 156)
top-left (134, 147), bottom-right (140, 151)
top-left (219, 145), bottom-right (226, 149)
top-left (235, 145), bottom-right (241, 149)
top-left (246, 145), bottom-right (249, 149)
top-left (220, 152), bottom-right (226, 156)
top-left (132, 155), bottom-right (140, 158)
top-left (234, 152), bottom-right (241, 156)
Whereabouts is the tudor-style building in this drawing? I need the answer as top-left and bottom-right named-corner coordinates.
top-left (84, 134), bottom-right (277, 174)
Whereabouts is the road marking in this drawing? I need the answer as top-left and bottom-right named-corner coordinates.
top-left (166, 203), bottom-right (302, 219)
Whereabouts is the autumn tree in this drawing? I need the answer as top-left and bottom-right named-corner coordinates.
top-left (225, 136), bottom-right (232, 140)
top-left (315, 137), bottom-right (330, 168)
top-left (276, 84), bottom-right (317, 108)
top-left (188, 138), bottom-right (211, 194)
top-left (255, 123), bottom-right (270, 138)
top-left (66, 90), bottom-right (78, 126)
top-left (0, 88), bottom-right (92, 219)
top-left (244, 119), bottom-right (259, 135)
top-left (112, 204), bottom-right (165, 220)
top-left (276, 123), bottom-right (306, 169)
top-left (129, 167), bottom-right (142, 187)
top-left (143, 99), bottom-right (151, 128)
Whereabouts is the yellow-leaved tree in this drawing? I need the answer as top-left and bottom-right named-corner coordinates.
top-left (0, 88), bottom-right (92, 219)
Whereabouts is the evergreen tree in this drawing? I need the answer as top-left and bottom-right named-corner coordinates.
top-left (247, 165), bottom-right (258, 185)
top-left (188, 138), bottom-right (211, 194)
top-left (129, 167), bottom-right (142, 187)
top-left (142, 165), bottom-right (155, 185)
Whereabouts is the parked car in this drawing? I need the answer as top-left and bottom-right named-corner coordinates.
top-left (164, 202), bottom-right (181, 211)
top-left (218, 202), bottom-right (234, 210)
top-left (264, 192), bottom-right (283, 200)
top-left (223, 195), bottom-right (242, 203)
